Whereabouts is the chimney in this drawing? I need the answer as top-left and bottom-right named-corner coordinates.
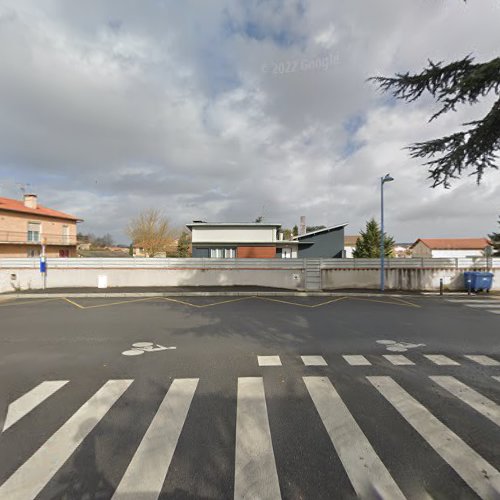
top-left (299, 215), bottom-right (306, 235)
top-left (24, 194), bottom-right (38, 209)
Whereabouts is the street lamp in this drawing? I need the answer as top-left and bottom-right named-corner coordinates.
top-left (380, 173), bottom-right (394, 292)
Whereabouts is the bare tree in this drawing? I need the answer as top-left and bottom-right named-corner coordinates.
top-left (126, 209), bottom-right (175, 257)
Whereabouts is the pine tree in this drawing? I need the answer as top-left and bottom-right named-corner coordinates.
top-left (370, 56), bottom-right (500, 187)
top-left (177, 231), bottom-right (191, 257)
top-left (489, 216), bottom-right (500, 256)
top-left (352, 218), bottom-right (395, 258)
top-left (292, 225), bottom-right (299, 237)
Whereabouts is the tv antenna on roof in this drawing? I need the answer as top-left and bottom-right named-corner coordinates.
top-left (16, 183), bottom-right (32, 195)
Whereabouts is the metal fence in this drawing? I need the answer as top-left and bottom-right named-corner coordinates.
top-left (0, 257), bottom-right (498, 270)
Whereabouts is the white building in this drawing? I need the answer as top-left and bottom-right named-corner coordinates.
top-left (410, 238), bottom-right (491, 258)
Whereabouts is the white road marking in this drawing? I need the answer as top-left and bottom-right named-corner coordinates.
top-left (424, 355), bottom-right (459, 366)
top-left (489, 310), bottom-right (500, 314)
top-left (343, 355), bottom-right (371, 366)
top-left (112, 378), bottom-right (198, 500)
top-left (430, 376), bottom-right (500, 427)
top-left (493, 376), bottom-right (500, 383)
top-left (368, 376), bottom-right (500, 499)
top-left (465, 355), bottom-right (500, 366)
top-left (383, 355), bottom-right (414, 366)
top-left (446, 299), bottom-right (500, 304)
top-left (0, 379), bottom-right (132, 500)
top-left (304, 376), bottom-right (404, 499)
top-left (463, 304), bottom-right (500, 309)
top-left (301, 355), bottom-right (327, 366)
top-left (2, 380), bottom-right (69, 432)
top-left (257, 355), bottom-right (282, 366)
top-left (234, 377), bottom-right (281, 500)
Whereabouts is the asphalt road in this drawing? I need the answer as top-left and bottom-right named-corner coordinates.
top-left (0, 294), bottom-right (499, 499)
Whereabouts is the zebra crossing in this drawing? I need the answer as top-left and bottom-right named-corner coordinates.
top-left (446, 297), bottom-right (500, 315)
top-left (1, 374), bottom-right (499, 499)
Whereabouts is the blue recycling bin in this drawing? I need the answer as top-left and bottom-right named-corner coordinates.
top-left (464, 271), bottom-right (494, 292)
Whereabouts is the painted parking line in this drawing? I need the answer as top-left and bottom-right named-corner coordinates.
top-left (2, 381), bottom-right (69, 432)
top-left (112, 378), bottom-right (198, 499)
top-left (304, 376), bottom-right (405, 499)
top-left (383, 355), bottom-right (414, 366)
top-left (342, 355), bottom-right (371, 366)
top-left (258, 355), bottom-right (282, 367)
top-left (235, 377), bottom-right (281, 500)
top-left (0, 379), bottom-right (133, 500)
top-left (424, 354), bottom-right (460, 366)
top-left (430, 376), bottom-right (500, 427)
top-left (368, 376), bottom-right (500, 499)
top-left (465, 355), bottom-right (500, 366)
top-left (301, 355), bottom-right (327, 366)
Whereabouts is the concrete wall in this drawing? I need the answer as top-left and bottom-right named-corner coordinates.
top-left (1, 258), bottom-right (498, 293)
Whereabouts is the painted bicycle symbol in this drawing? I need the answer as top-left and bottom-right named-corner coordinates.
top-left (122, 342), bottom-right (176, 356)
top-left (376, 340), bottom-right (426, 352)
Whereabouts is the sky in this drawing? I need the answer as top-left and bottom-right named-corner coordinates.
top-left (0, 0), bottom-right (499, 244)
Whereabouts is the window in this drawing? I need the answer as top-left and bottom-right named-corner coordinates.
top-left (282, 248), bottom-right (292, 258)
top-left (27, 222), bottom-right (41, 243)
top-left (210, 247), bottom-right (236, 258)
top-left (62, 225), bottom-right (70, 244)
top-left (27, 248), bottom-right (40, 258)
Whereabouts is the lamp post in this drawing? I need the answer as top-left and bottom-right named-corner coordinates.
top-left (380, 173), bottom-right (394, 292)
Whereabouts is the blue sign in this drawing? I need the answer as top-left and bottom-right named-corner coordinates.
top-left (40, 257), bottom-right (47, 273)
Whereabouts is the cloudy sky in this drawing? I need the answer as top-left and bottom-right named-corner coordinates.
top-left (0, 0), bottom-right (499, 244)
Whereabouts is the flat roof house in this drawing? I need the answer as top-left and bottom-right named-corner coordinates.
top-left (0, 194), bottom-right (82, 258)
top-left (187, 221), bottom-right (348, 258)
top-left (410, 238), bottom-right (491, 258)
top-left (187, 222), bottom-right (300, 258)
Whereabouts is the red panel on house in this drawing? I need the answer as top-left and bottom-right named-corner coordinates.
top-left (237, 246), bottom-right (276, 258)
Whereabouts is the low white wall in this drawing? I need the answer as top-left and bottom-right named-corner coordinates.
top-left (1, 258), bottom-right (498, 293)
top-left (322, 268), bottom-right (500, 291)
top-left (0, 267), bottom-right (304, 293)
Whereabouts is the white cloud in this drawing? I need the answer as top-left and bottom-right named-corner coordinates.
top-left (0, 0), bottom-right (498, 243)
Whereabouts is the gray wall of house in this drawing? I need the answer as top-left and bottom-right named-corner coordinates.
top-left (297, 227), bottom-right (344, 258)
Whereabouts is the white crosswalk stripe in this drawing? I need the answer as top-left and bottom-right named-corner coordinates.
top-left (368, 376), bottom-right (500, 499)
top-left (383, 354), bottom-right (414, 366)
top-left (0, 379), bottom-right (132, 500)
top-left (2, 380), bottom-right (69, 432)
top-left (424, 354), bottom-right (459, 366)
top-left (304, 376), bottom-right (405, 499)
top-left (2, 374), bottom-right (500, 498)
top-left (430, 376), bottom-right (500, 427)
top-left (234, 377), bottom-right (281, 500)
top-left (446, 298), bottom-right (500, 315)
top-left (465, 355), bottom-right (500, 366)
top-left (112, 378), bottom-right (198, 500)
top-left (343, 354), bottom-right (371, 366)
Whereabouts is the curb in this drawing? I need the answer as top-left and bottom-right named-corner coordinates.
top-left (0, 291), bottom-right (477, 299)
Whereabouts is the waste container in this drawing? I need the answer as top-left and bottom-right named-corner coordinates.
top-left (464, 271), bottom-right (494, 292)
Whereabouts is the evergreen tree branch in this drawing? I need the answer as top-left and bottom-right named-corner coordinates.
top-left (369, 56), bottom-right (500, 186)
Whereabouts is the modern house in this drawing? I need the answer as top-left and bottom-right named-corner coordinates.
top-left (410, 238), bottom-right (491, 258)
top-left (292, 224), bottom-right (347, 258)
top-left (187, 221), bottom-right (347, 258)
top-left (0, 194), bottom-right (81, 257)
top-left (187, 222), bottom-right (298, 258)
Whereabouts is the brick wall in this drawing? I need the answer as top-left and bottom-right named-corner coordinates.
top-left (237, 246), bottom-right (276, 258)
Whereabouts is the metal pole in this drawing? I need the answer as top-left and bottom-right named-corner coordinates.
top-left (380, 177), bottom-right (385, 292)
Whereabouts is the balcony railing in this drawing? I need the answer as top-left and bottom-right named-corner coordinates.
top-left (0, 230), bottom-right (76, 245)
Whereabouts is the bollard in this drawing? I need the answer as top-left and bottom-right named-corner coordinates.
top-left (439, 278), bottom-right (443, 296)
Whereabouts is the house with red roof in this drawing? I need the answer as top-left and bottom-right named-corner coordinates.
top-left (0, 194), bottom-right (82, 258)
top-left (410, 238), bottom-right (491, 259)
